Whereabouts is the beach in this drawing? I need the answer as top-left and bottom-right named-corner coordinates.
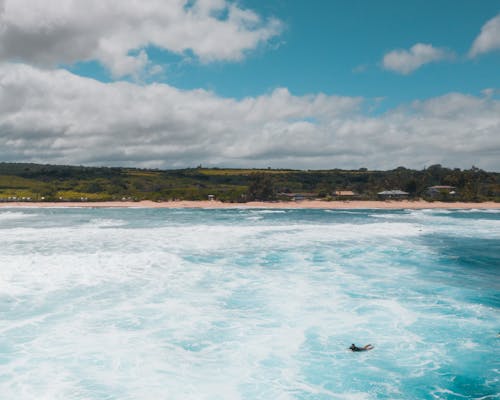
top-left (1, 199), bottom-right (499, 209)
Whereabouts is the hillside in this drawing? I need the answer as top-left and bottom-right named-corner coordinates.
top-left (0, 163), bottom-right (499, 203)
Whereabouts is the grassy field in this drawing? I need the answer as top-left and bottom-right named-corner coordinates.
top-left (197, 168), bottom-right (296, 176)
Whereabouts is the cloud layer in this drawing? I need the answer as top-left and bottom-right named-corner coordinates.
top-left (0, 0), bottom-right (282, 77)
top-left (1, 63), bottom-right (499, 170)
top-left (0, 3), bottom-right (498, 171)
top-left (469, 13), bottom-right (500, 57)
top-left (382, 43), bottom-right (453, 74)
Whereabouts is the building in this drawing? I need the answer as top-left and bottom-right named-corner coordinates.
top-left (427, 186), bottom-right (456, 198)
top-left (377, 190), bottom-right (409, 199)
top-left (334, 190), bottom-right (356, 198)
top-left (279, 192), bottom-right (316, 201)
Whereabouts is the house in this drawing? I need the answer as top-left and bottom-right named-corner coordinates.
top-left (207, 194), bottom-right (215, 201)
top-left (427, 186), bottom-right (456, 198)
top-left (278, 192), bottom-right (316, 201)
top-left (377, 190), bottom-right (409, 199)
top-left (334, 190), bottom-right (356, 198)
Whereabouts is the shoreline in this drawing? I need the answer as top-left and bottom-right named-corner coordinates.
top-left (0, 200), bottom-right (499, 210)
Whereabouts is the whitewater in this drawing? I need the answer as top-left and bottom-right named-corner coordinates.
top-left (0, 207), bottom-right (499, 399)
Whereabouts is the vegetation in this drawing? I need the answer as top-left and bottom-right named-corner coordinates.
top-left (0, 163), bottom-right (499, 202)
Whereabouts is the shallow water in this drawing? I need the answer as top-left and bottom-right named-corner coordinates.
top-left (0, 208), bottom-right (499, 399)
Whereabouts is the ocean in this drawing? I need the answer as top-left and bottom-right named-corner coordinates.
top-left (0, 207), bottom-right (499, 399)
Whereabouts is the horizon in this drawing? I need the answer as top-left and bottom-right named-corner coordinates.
top-left (2, 161), bottom-right (498, 174)
top-left (0, 1), bottom-right (499, 170)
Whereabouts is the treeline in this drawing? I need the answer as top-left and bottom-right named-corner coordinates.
top-left (0, 163), bottom-right (499, 202)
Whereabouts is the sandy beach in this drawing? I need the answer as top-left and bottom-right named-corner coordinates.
top-left (1, 200), bottom-right (499, 209)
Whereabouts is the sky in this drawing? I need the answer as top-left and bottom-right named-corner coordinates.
top-left (0, 0), bottom-right (499, 171)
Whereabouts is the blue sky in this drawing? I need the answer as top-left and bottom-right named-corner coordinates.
top-left (1, 0), bottom-right (499, 170)
top-left (69, 0), bottom-right (500, 109)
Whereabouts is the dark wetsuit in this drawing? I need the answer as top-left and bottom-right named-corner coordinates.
top-left (350, 344), bottom-right (372, 352)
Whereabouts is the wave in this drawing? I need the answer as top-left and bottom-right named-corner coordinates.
top-left (0, 211), bottom-right (35, 220)
top-left (248, 209), bottom-right (287, 214)
top-left (83, 218), bottom-right (127, 228)
top-left (1, 208), bottom-right (498, 399)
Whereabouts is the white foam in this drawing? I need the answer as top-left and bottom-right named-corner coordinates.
top-left (369, 213), bottom-right (402, 219)
top-left (249, 209), bottom-right (287, 214)
top-left (1, 209), bottom-right (498, 399)
top-left (84, 218), bottom-right (127, 228)
top-left (460, 339), bottom-right (478, 349)
top-left (0, 211), bottom-right (35, 220)
top-left (245, 215), bottom-right (263, 221)
top-left (454, 208), bottom-right (500, 214)
top-left (324, 209), bottom-right (361, 214)
top-left (403, 209), bottom-right (500, 238)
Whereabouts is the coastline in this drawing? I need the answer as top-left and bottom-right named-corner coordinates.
top-left (0, 200), bottom-right (499, 209)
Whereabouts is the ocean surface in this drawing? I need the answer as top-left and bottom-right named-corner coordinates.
top-left (0, 207), bottom-right (499, 400)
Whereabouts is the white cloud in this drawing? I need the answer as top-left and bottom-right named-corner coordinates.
top-left (382, 43), bottom-right (454, 74)
top-left (481, 88), bottom-right (497, 98)
top-left (469, 14), bottom-right (500, 57)
top-left (1, 63), bottom-right (499, 170)
top-left (0, 0), bottom-right (282, 77)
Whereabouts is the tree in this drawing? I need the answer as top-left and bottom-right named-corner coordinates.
top-left (246, 173), bottom-right (276, 201)
top-left (84, 181), bottom-right (103, 193)
top-left (404, 180), bottom-right (417, 196)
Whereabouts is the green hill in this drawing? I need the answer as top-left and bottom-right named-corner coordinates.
top-left (0, 163), bottom-right (499, 202)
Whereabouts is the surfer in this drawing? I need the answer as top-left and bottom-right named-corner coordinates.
top-left (349, 343), bottom-right (374, 352)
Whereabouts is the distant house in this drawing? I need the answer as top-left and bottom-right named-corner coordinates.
top-left (207, 194), bottom-right (215, 201)
top-left (334, 190), bottom-right (356, 198)
top-left (377, 190), bottom-right (409, 199)
top-left (427, 186), bottom-right (456, 198)
top-left (279, 192), bottom-right (316, 201)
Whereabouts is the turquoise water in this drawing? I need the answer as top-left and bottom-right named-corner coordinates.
top-left (0, 207), bottom-right (499, 399)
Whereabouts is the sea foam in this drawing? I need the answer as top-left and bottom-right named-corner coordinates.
top-left (0, 208), bottom-right (498, 399)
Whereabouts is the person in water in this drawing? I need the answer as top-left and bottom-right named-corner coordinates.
top-left (349, 343), bottom-right (374, 352)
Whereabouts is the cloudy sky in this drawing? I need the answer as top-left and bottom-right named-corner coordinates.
top-left (0, 0), bottom-right (499, 171)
